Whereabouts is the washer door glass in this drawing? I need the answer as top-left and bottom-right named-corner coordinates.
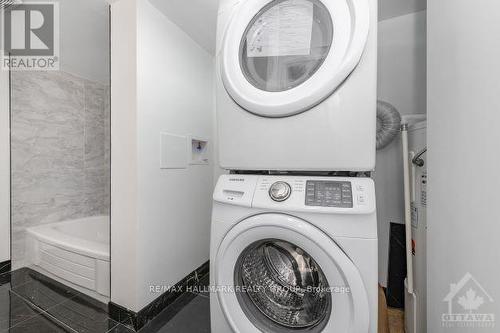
top-left (235, 239), bottom-right (331, 332)
top-left (240, 0), bottom-right (333, 92)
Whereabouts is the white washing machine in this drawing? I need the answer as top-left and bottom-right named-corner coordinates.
top-left (216, 0), bottom-right (377, 171)
top-left (210, 175), bottom-right (378, 332)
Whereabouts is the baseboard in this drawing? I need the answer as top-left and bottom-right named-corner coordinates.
top-left (0, 260), bottom-right (11, 275)
top-left (109, 261), bottom-right (209, 331)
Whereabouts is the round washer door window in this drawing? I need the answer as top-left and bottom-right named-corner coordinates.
top-left (214, 214), bottom-right (370, 333)
top-left (221, 0), bottom-right (370, 117)
top-left (235, 239), bottom-right (331, 331)
top-left (240, 0), bottom-right (333, 92)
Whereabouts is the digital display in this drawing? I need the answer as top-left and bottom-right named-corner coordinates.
top-left (305, 181), bottom-right (353, 208)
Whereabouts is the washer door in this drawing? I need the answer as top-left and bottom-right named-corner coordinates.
top-left (221, 0), bottom-right (370, 117)
top-left (214, 214), bottom-right (370, 332)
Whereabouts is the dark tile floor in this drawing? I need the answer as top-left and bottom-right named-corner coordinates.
top-left (0, 268), bottom-right (211, 333)
top-left (140, 276), bottom-right (210, 333)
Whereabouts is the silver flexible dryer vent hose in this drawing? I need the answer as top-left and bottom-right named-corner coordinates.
top-left (376, 100), bottom-right (401, 150)
top-left (0, 0), bottom-right (21, 8)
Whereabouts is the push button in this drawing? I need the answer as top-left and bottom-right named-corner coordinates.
top-left (357, 194), bottom-right (367, 205)
top-left (356, 185), bottom-right (365, 192)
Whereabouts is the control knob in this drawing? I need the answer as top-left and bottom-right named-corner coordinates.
top-left (269, 182), bottom-right (292, 202)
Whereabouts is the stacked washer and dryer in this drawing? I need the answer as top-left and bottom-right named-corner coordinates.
top-left (210, 0), bottom-right (379, 332)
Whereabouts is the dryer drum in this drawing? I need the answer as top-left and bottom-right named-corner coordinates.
top-left (236, 240), bottom-right (331, 329)
top-left (239, 0), bottom-right (333, 93)
top-left (376, 100), bottom-right (401, 150)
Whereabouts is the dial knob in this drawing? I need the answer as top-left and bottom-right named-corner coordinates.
top-left (269, 182), bottom-right (292, 202)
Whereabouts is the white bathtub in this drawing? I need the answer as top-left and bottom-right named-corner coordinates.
top-left (25, 216), bottom-right (110, 299)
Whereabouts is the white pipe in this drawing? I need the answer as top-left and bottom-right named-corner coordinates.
top-left (401, 114), bottom-right (423, 333)
top-left (401, 124), bottom-right (414, 294)
top-left (410, 152), bottom-right (416, 202)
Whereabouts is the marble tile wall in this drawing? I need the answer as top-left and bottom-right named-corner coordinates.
top-left (10, 71), bottom-right (110, 268)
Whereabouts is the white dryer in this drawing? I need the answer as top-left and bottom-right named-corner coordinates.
top-left (210, 175), bottom-right (378, 332)
top-left (216, 0), bottom-right (377, 171)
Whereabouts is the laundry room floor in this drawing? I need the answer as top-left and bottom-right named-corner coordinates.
top-left (139, 275), bottom-right (210, 333)
top-left (388, 308), bottom-right (405, 333)
top-left (2, 267), bottom-right (401, 333)
top-left (0, 268), bottom-right (211, 333)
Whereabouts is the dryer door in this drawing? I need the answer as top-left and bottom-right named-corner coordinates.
top-left (214, 213), bottom-right (370, 332)
top-left (221, 0), bottom-right (370, 117)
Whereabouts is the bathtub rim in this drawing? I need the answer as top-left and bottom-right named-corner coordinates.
top-left (26, 215), bottom-right (110, 261)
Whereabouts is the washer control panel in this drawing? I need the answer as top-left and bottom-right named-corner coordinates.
top-left (213, 175), bottom-right (375, 213)
top-left (305, 181), bottom-right (353, 208)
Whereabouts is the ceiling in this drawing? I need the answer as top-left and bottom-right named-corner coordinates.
top-left (378, 0), bottom-right (426, 21)
top-left (149, 0), bottom-right (426, 55)
top-left (149, 0), bottom-right (219, 55)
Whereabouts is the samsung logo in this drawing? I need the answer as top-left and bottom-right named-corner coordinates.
top-left (229, 178), bottom-right (245, 182)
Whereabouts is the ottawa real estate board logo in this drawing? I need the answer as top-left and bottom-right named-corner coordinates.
top-left (1, 1), bottom-right (60, 70)
top-left (442, 273), bottom-right (495, 328)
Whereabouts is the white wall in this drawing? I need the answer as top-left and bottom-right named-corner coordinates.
top-left (427, 1), bottom-right (500, 331)
top-left (375, 11), bottom-right (426, 286)
top-left (110, 0), bottom-right (215, 311)
top-left (135, 0), bottom-right (214, 308)
top-left (0, 69), bottom-right (9, 263)
top-left (149, 0), bottom-right (218, 54)
top-left (110, 0), bottom-right (138, 309)
top-left (59, 0), bottom-right (110, 83)
top-left (27, 0), bottom-right (110, 83)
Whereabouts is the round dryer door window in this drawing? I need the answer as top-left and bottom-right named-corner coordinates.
top-left (221, 0), bottom-right (370, 117)
top-left (214, 213), bottom-right (370, 332)
top-left (240, 0), bottom-right (333, 93)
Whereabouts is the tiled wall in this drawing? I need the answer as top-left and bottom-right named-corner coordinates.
top-left (10, 71), bottom-right (110, 268)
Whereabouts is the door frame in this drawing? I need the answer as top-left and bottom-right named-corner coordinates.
top-left (0, 64), bottom-right (10, 263)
